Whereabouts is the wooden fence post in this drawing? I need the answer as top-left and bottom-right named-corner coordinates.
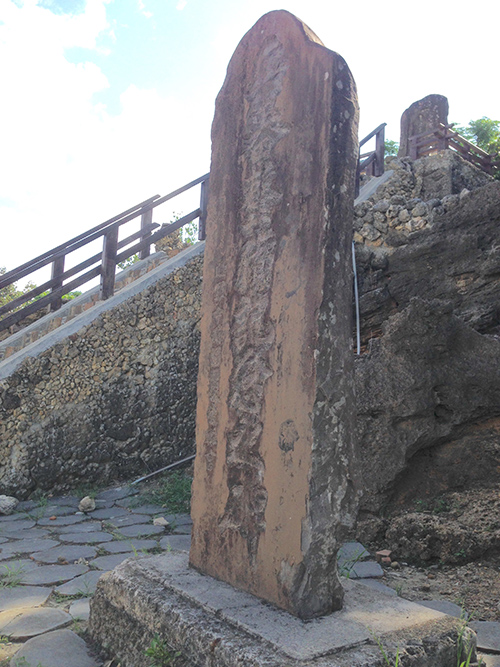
top-left (50, 255), bottom-right (65, 311)
top-left (139, 209), bottom-right (153, 260)
top-left (198, 178), bottom-right (209, 241)
top-left (374, 125), bottom-right (385, 177)
top-left (100, 226), bottom-right (118, 300)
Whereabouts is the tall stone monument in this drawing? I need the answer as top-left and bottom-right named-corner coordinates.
top-left (190, 10), bottom-right (360, 620)
top-left (398, 94), bottom-right (449, 157)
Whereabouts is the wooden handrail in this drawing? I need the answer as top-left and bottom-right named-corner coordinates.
top-left (0, 175), bottom-right (209, 334)
top-left (408, 123), bottom-right (496, 174)
top-left (356, 123), bottom-right (386, 196)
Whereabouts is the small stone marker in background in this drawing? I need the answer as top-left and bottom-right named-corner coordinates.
top-left (398, 93), bottom-right (449, 157)
top-left (190, 10), bottom-right (360, 619)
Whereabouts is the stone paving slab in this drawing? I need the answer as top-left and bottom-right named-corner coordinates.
top-left (0, 537), bottom-right (8, 544)
top-left (417, 599), bottom-right (464, 618)
top-left (0, 606), bottom-right (72, 639)
top-left (159, 534), bottom-right (191, 551)
top-left (356, 579), bottom-right (398, 596)
top-left (40, 505), bottom-right (80, 517)
top-left (469, 621), bottom-right (500, 653)
top-left (100, 539), bottom-right (158, 554)
top-left (91, 553), bottom-right (138, 570)
top-left (89, 506), bottom-right (129, 520)
top-left (1, 559), bottom-right (39, 574)
top-left (47, 496), bottom-right (81, 507)
top-left (69, 597), bottom-right (91, 622)
top-left (172, 524), bottom-right (192, 535)
top-left (0, 512), bottom-right (33, 522)
top-left (11, 628), bottom-right (99, 667)
top-left (32, 544), bottom-right (98, 564)
top-left (349, 561), bottom-right (384, 579)
top-left (15, 500), bottom-right (39, 512)
top-left (20, 563), bottom-right (89, 586)
top-left (115, 524), bottom-right (164, 538)
top-left (128, 504), bottom-right (166, 515)
top-left (0, 538), bottom-right (60, 559)
top-left (62, 531), bottom-right (114, 544)
top-left (0, 519), bottom-right (36, 533)
top-left (55, 570), bottom-right (104, 596)
top-left (0, 586), bottom-right (52, 612)
top-left (96, 486), bottom-right (138, 502)
top-left (38, 514), bottom-right (89, 526)
top-left (57, 521), bottom-right (103, 534)
top-left (108, 513), bottom-right (152, 528)
top-left (337, 542), bottom-right (370, 566)
top-left (479, 654), bottom-right (500, 667)
top-left (2, 527), bottom-right (51, 540)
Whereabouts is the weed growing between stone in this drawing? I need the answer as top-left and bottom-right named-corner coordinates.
top-left (137, 472), bottom-right (192, 514)
top-left (0, 562), bottom-right (25, 588)
top-left (337, 547), bottom-right (365, 579)
top-left (144, 635), bottom-right (182, 667)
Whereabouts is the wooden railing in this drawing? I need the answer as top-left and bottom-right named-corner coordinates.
top-left (0, 174), bottom-right (209, 334)
top-left (356, 123), bottom-right (386, 195)
top-left (409, 123), bottom-right (496, 174)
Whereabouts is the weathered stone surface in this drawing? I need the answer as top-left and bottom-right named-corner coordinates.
top-left (89, 552), bottom-right (472, 667)
top-left (55, 570), bottom-right (103, 596)
top-left (160, 535), bottom-right (191, 551)
top-left (11, 628), bottom-right (99, 667)
top-left (32, 544), bottom-right (97, 564)
top-left (114, 524), bottom-right (164, 538)
top-left (0, 495), bottom-right (18, 515)
top-left (0, 585), bottom-right (52, 612)
top-left (399, 94), bottom-right (449, 158)
top-left (96, 486), bottom-right (138, 502)
top-left (102, 539), bottom-right (157, 554)
top-left (349, 561), bottom-right (384, 579)
top-left (0, 250), bottom-right (203, 499)
top-left (62, 531), bottom-right (113, 544)
top-left (417, 599), bottom-right (463, 618)
top-left (20, 563), bottom-right (88, 585)
top-left (0, 519), bottom-right (36, 533)
top-left (89, 506), bottom-right (129, 520)
top-left (78, 496), bottom-right (96, 513)
top-left (469, 621), bottom-right (500, 653)
top-left (91, 553), bottom-right (137, 570)
top-left (190, 10), bottom-right (359, 620)
top-left (0, 606), bottom-right (71, 639)
top-left (0, 538), bottom-right (60, 559)
top-left (69, 597), bottom-right (91, 622)
top-left (38, 514), bottom-right (88, 526)
top-left (355, 297), bottom-right (500, 537)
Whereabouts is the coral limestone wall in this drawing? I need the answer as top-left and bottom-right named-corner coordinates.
top-left (0, 254), bottom-right (203, 497)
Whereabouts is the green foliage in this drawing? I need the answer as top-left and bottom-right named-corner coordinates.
top-left (370, 631), bottom-right (400, 667)
top-left (0, 562), bottom-right (25, 588)
top-left (337, 547), bottom-right (366, 579)
top-left (145, 635), bottom-right (182, 667)
top-left (384, 139), bottom-right (399, 158)
top-left (0, 267), bottom-right (36, 308)
top-left (117, 253), bottom-right (140, 271)
top-left (135, 471), bottom-right (192, 514)
top-left (452, 117), bottom-right (500, 179)
top-left (181, 221), bottom-right (199, 246)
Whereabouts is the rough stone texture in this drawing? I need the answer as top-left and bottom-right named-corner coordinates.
top-left (19, 563), bottom-right (88, 585)
top-left (0, 606), bottom-right (71, 639)
top-left (190, 10), bottom-right (359, 619)
top-left (398, 94), bottom-right (449, 158)
top-left (0, 586), bottom-right (52, 612)
top-left (69, 597), bottom-right (91, 622)
top-left (0, 250), bottom-right (203, 498)
top-left (0, 495), bottom-right (18, 515)
top-left (89, 552), bottom-right (473, 667)
top-left (469, 621), bottom-right (500, 653)
top-left (11, 628), bottom-right (99, 667)
top-left (55, 570), bottom-right (103, 596)
top-left (355, 297), bottom-right (500, 532)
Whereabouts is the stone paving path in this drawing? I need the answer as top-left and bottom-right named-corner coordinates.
top-left (0, 491), bottom-right (498, 666)
top-left (0, 484), bottom-right (193, 666)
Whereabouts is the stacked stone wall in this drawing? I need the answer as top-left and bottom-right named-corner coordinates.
top-left (0, 254), bottom-right (203, 498)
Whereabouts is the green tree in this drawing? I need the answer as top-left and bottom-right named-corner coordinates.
top-left (452, 117), bottom-right (500, 178)
top-left (384, 139), bottom-right (399, 158)
top-left (0, 268), bottom-right (36, 308)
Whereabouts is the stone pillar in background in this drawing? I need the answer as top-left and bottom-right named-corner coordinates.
top-left (189, 10), bottom-right (359, 620)
top-left (398, 94), bottom-right (449, 157)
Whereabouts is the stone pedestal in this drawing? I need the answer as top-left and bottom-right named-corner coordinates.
top-left (189, 10), bottom-right (360, 619)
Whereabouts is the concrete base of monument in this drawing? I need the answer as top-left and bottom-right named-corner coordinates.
top-left (89, 551), bottom-right (474, 667)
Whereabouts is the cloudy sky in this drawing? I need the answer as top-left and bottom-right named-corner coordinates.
top-left (1, 0), bottom-right (498, 286)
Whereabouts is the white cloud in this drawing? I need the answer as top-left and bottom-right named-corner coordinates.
top-left (0, 0), bottom-right (210, 279)
top-left (176, 0), bottom-right (187, 11)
